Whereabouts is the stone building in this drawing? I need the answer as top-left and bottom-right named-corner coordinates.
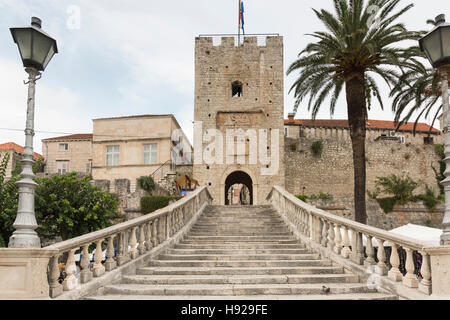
top-left (91, 114), bottom-right (192, 192)
top-left (41, 134), bottom-right (93, 176)
top-left (193, 35), bottom-right (285, 205)
top-left (0, 142), bottom-right (41, 179)
top-left (284, 115), bottom-right (443, 145)
top-left (41, 114), bottom-right (193, 193)
top-left (283, 116), bottom-right (442, 197)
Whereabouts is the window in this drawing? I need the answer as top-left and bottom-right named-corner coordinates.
top-left (232, 81), bottom-right (243, 97)
top-left (57, 161), bottom-right (68, 174)
top-left (424, 137), bottom-right (434, 145)
top-left (106, 146), bottom-right (119, 166)
top-left (59, 143), bottom-right (68, 151)
top-left (144, 144), bottom-right (158, 164)
top-left (284, 127), bottom-right (288, 137)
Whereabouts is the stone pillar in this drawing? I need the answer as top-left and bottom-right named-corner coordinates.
top-left (427, 246), bottom-right (450, 297)
top-left (0, 248), bottom-right (58, 299)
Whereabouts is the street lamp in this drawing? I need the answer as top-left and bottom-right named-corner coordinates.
top-left (419, 14), bottom-right (450, 245)
top-left (8, 17), bottom-right (58, 248)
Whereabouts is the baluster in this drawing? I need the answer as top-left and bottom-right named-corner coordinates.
top-left (364, 235), bottom-right (376, 268)
top-left (341, 226), bottom-right (351, 259)
top-left (152, 218), bottom-right (159, 246)
top-left (146, 222), bottom-right (153, 251)
top-left (93, 239), bottom-right (106, 277)
top-left (321, 220), bottom-right (328, 247)
top-left (314, 216), bottom-right (321, 243)
top-left (104, 236), bottom-right (116, 271)
top-left (327, 223), bottom-right (335, 251)
top-left (172, 212), bottom-right (176, 235)
top-left (116, 232), bottom-right (127, 265)
top-left (388, 243), bottom-right (403, 281)
top-left (402, 248), bottom-right (419, 287)
top-left (350, 231), bottom-right (364, 265)
top-left (80, 243), bottom-right (93, 283)
top-left (158, 217), bottom-right (165, 243)
top-left (166, 213), bottom-right (171, 240)
top-left (105, 236), bottom-right (117, 271)
top-left (418, 251), bottom-right (432, 295)
top-left (138, 225), bottom-right (146, 255)
top-left (63, 248), bottom-right (78, 290)
top-left (129, 227), bottom-right (138, 259)
top-left (49, 254), bottom-right (63, 298)
top-left (375, 238), bottom-right (387, 275)
top-left (334, 224), bottom-right (342, 254)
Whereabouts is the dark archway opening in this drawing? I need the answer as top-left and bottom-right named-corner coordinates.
top-left (225, 171), bottom-right (253, 205)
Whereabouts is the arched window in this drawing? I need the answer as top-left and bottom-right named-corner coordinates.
top-left (232, 81), bottom-right (243, 97)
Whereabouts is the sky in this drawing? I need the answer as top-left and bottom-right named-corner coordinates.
top-left (0, 0), bottom-right (449, 154)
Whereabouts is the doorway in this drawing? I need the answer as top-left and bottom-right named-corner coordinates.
top-left (225, 171), bottom-right (253, 205)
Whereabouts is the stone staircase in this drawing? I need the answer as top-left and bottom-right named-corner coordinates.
top-left (89, 205), bottom-right (398, 300)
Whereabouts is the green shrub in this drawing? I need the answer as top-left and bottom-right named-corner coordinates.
top-left (137, 175), bottom-right (156, 192)
top-left (295, 194), bottom-right (308, 202)
top-left (376, 197), bottom-right (397, 214)
top-left (141, 196), bottom-right (182, 214)
top-left (311, 140), bottom-right (323, 157)
top-left (414, 185), bottom-right (442, 210)
top-left (374, 174), bottom-right (419, 204)
top-left (310, 192), bottom-right (333, 200)
top-left (433, 144), bottom-right (445, 195)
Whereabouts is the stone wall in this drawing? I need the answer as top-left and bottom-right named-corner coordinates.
top-left (284, 136), bottom-right (441, 197)
top-left (91, 177), bottom-right (176, 219)
top-left (307, 196), bottom-right (444, 230)
top-left (193, 36), bottom-right (285, 205)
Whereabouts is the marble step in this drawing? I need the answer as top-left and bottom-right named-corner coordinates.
top-left (102, 283), bottom-right (378, 296)
top-left (147, 259), bottom-right (332, 268)
top-left (88, 293), bottom-right (398, 300)
top-left (157, 253), bottom-right (320, 261)
top-left (121, 274), bottom-right (359, 285)
top-left (136, 266), bottom-right (345, 276)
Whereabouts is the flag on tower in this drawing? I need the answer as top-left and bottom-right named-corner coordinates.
top-left (239, 0), bottom-right (245, 35)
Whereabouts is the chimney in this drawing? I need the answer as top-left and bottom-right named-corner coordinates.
top-left (288, 113), bottom-right (295, 123)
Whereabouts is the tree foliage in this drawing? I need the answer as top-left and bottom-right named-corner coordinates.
top-left (1, 163), bottom-right (121, 246)
top-left (34, 173), bottom-right (121, 241)
top-left (137, 175), bottom-right (156, 192)
top-left (0, 153), bottom-right (19, 247)
top-left (286, 0), bottom-right (422, 223)
top-left (391, 19), bottom-right (442, 133)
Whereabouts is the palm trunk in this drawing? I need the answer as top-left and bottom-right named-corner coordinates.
top-left (345, 73), bottom-right (368, 224)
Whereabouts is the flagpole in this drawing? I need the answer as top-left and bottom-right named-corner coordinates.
top-left (238, 0), bottom-right (241, 45)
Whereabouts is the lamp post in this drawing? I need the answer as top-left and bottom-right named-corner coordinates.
top-left (8, 17), bottom-right (58, 248)
top-left (419, 14), bottom-right (450, 245)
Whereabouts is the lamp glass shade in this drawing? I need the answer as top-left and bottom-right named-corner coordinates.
top-left (443, 27), bottom-right (450, 58)
top-left (10, 26), bottom-right (58, 71)
top-left (422, 30), bottom-right (442, 65)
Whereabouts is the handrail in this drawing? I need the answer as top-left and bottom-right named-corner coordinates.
top-left (45, 186), bottom-right (213, 298)
top-left (269, 186), bottom-right (431, 251)
top-left (267, 185), bottom-right (440, 296)
top-left (45, 187), bottom-right (206, 252)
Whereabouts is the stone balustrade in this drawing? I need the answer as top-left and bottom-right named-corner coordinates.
top-left (44, 186), bottom-right (212, 298)
top-left (267, 186), bottom-right (450, 297)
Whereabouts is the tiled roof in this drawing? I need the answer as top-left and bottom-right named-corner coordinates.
top-left (0, 142), bottom-right (42, 160)
top-left (42, 134), bottom-right (93, 142)
top-left (284, 119), bottom-right (440, 134)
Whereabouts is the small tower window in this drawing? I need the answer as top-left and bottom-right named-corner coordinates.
top-left (232, 81), bottom-right (243, 97)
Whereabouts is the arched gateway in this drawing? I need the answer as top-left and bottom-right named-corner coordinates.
top-left (192, 35), bottom-right (285, 205)
top-left (225, 171), bottom-right (253, 205)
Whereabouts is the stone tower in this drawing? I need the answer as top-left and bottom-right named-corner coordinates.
top-left (193, 35), bottom-right (285, 205)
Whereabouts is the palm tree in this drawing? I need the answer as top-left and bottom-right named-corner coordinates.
top-left (286, 0), bottom-right (422, 223)
top-left (391, 19), bottom-right (442, 134)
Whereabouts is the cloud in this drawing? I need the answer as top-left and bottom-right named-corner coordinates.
top-left (0, 57), bottom-right (90, 154)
